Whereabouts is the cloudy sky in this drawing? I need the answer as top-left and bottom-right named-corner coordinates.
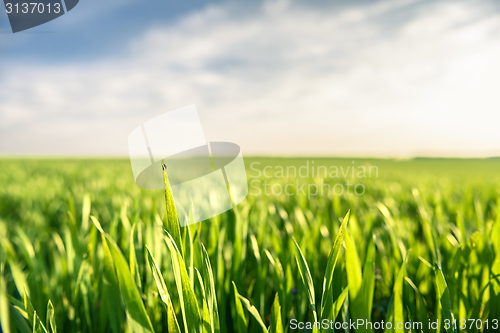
top-left (1, 0), bottom-right (500, 157)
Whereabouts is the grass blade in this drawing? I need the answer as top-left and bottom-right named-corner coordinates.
top-left (434, 264), bottom-right (457, 333)
top-left (236, 291), bottom-right (268, 332)
top-left (345, 228), bottom-right (373, 333)
top-left (0, 266), bottom-right (11, 333)
top-left (270, 293), bottom-right (283, 333)
top-left (107, 235), bottom-right (155, 333)
top-left (293, 237), bottom-right (318, 330)
top-left (231, 282), bottom-right (248, 333)
top-left (46, 300), bottom-right (56, 333)
top-left (32, 310), bottom-right (48, 333)
top-left (92, 217), bottom-right (124, 333)
top-left (385, 256), bottom-right (407, 333)
top-left (332, 287), bottom-right (348, 321)
top-left (9, 303), bottom-right (31, 333)
top-left (92, 216), bottom-right (154, 333)
top-left (201, 243), bottom-right (220, 333)
top-left (23, 288), bottom-right (47, 333)
top-left (361, 237), bottom-right (376, 320)
top-left (162, 162), bottom-right (183, 257)
top-left (145, 246), bottom-right (169, 306)
top-left (166, 232), bottom-right (201, 333)
top-left (146, 244), bottom-right (181, 332)
top-left (321, 211), bottom-right (350, 320)
top-left (194, 268), bottom-right (211, 333)
top-left (145, 243), bottom-right (183, 333)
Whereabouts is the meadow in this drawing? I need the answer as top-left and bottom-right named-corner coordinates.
top-left (0, 157), bottom-right (500, 332)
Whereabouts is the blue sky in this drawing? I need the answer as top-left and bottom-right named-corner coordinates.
top-left (1, 0), bottom-right (500, 156)
top-left (0, 0), bottom-right (227, 61)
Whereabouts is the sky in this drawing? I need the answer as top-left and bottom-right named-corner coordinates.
top-left (1, 0), bottom-right (500, 157)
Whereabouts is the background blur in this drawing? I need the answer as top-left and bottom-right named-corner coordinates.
top-left (1, 0), bottom-right (500, 157)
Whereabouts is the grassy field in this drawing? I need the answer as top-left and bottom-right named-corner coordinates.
top-left (1, 157), bottom-right (500, 332)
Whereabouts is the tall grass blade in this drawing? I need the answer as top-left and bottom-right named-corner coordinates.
top-left (145, 246), bottom-right (171, 308)
top-left (166, 232), bottom-right (201, 333)
top-left (434, 264), bottom-right (456, 333)
top-left (146, 244), bottom-right (181, 332)
top-left (46, 300), bottom-right (56, 333)
top-left (321, 211), bottom-right (350, 320)
top-left (270, 293), bottom-right (283, 333)
top-left (385, 255), bottom-right (407, 333)
top-left (32, 310), bottom-right (48, 333)
top-left (92, 216), bottom-right (154, 333)
top-left (201, 243), bottom-right (220, 333)
top-left (91, 217), bottom-right (123, 333)
top-left (9, 303), bottom-right (31, 333)
top-left (345, 229), bottom-right (373, 333)
top-left (107, 235), bottom-right (155, 333)
top-left (162, 162), bottom-right (183, 257)
top-left (293, 237), bottom-right (318, 331)
top-left (361, 237), bottom-right (376, 319)
top-left (194, 268), bottom-right (211, 333)
top-left (0, 266), bottom-right (11, 333)
top-left (332, 287), bottom-right (348, 321)
top-left (236, 292), bottom-right (268, 332)
top-left (231, 282), bottom-right (248, 333)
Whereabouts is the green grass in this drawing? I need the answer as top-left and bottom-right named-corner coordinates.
top-left (1, 157), bottom-right (500, 332)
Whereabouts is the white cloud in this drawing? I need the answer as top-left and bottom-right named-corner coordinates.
top-left (1, 0), bottom-right (500, 156)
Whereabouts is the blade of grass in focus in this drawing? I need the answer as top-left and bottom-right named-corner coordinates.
top-left (162, 161), bottom-right (182, 257)
top-left (166, 232), bottom-right (201, 333)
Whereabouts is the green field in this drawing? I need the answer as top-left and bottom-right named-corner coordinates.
top-left (1, 158), bottom-right (500, 332)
